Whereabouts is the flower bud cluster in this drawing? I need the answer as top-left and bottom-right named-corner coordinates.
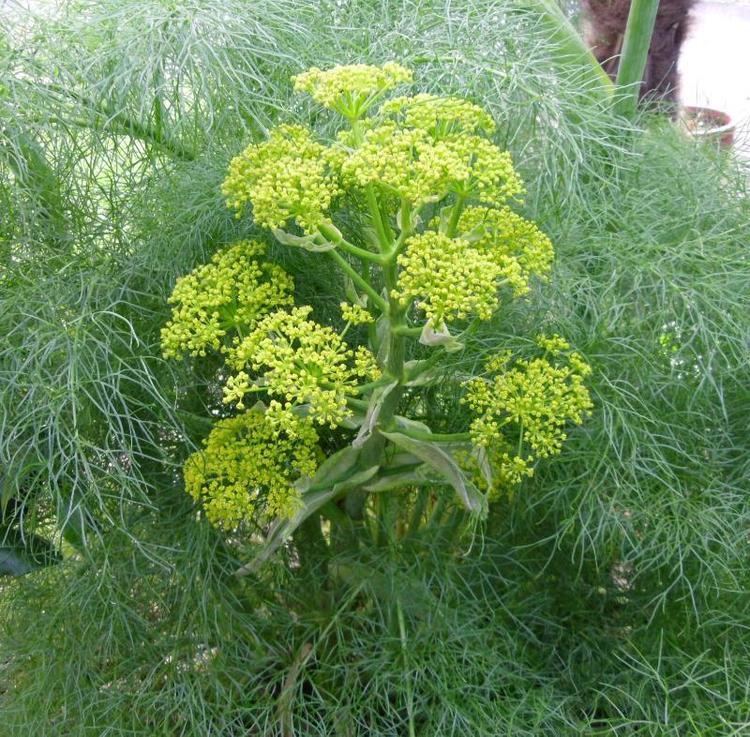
top-left (161, 240), bottom-right (294, 358)
top-left (462, 336), bottom-right (593, 493)
top-left (224, 306), bottom-right (381, 429)
top-left (393, 232), bottom-right (501, 324)
top-left (340, 301), bottom-right (374, 325)
top-left (339, 122), bottom-right (523, 208)
top-left (222, 125), bottom-right (341, 233)
top-left (183, 408), bottom-right (319, 529)
top-left (457, 206), bottom-right (554, 296)
top-left (292, 62), bottom-right (412, 113)
top-left (382, 93), bottom-right (496, 136)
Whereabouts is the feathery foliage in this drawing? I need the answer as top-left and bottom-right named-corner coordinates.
top-left (1, 0), bottom-right (749, 734)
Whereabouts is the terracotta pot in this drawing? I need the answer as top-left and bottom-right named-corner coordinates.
top-left (681, 105), bottom-right (735, 147)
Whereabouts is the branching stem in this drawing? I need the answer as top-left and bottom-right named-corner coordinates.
top-left (327, 250), bottom-right (387, 312)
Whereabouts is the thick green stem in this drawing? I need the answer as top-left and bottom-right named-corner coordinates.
top-left (318, 223), bottom-right (384, 264)
top-left (614, 0), bottom-right (661, 118)
top-left (392, 325), bottom-right (422, 338)
top-left (337, 239), bottom-right (385, 264)
top-left (350, 119), bottom-right (393, 251)
top-left (344, 246), bottom-right (406, 520)
top-left (366, 186), bottom-right (393, 251)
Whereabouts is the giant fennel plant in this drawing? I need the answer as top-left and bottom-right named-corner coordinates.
top-left (161, 63), bottom-right (592, 565)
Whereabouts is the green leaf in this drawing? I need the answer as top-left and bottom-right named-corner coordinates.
top-left (472, 446), bottom-right (494, 489)
top-left (403, 359), bottom-right (443, 387)
top-left (237, 487), bottom-right (341, 575)
top-left (295, 446), bottom-right (361, 494)
top-left (331, 465), bottom-right (380, 495)
top-left (363, 465), bottom-right (434, 493)
top-left (380, 431), bottom-right (487, 516)
top-left (235, 462), bottom-right (379, 576)
top-left (391, 415), bottom-right (433, 435)
top-left (396, 200), bottom-right (420, 234)
top-left (344, 277), bottom-right (369, 308)
top-left (374, 312), bottom-right (391, 364)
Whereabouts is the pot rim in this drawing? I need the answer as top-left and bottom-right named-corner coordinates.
top-left (682, 105), bottom-right (735, 136)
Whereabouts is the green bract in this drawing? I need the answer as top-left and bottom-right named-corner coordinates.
top-left (162, 63), bottom-right (592, 535)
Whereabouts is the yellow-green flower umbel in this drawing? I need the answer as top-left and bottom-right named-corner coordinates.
top-left (339, 123), bottom-right (524, 208)
top-left (292, 62), bottom-right (412, 118)
top-left (393, 232), bottom-right (501, 324)
top-left (462, 337), bottom-right (593, 496)
top-left (161, 240), bottom-right (293, 358)
top-left (224, 306), bottom-right (380, 428)
top-left (457, 206), bottom-right (554, 296)
top-left (222, 124), bottom-right (341, 233)
top-left (184, 408), bottom-right (320, 529)
top-left (381, 93), bottom-right (496, 136)
top-left (340, 301), bottom-right (374, 325)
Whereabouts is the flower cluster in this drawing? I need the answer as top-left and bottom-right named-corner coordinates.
top-left (340, 301), bottom-right (374, 325)
top-left (161, 241), bottom-right (294, 358)
top-left (463, 337), bottom-right (592, 493)
top-left (224, 306), bottom-right (380, 428)
top-left (292, 62), bottom-right (412, 115)
top-left (451, 136), bottom-right (525, 203)
top-left (339, 122), bottom-right (523, 208)
top-left (183, 408), bottom-right (319, 529)
top-left (382, 93), bottom-right (496, 136)
top-left (393, 232), bottom-right (500, 324)
top-left (222, 125), bottom-right (341, 233)
top-left (457, 206), bottom-right (554, 296)
top-left (340, 123), bottom-right (446, 206)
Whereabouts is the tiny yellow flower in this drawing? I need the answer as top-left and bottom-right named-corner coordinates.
top-left (462, 340), bottom-right (593, 495)
top-left (381, 93), bottom-right (496, 136)
top-left (340, 124), bottom-right (524, 208)
top-left (293, 62), bottom-right (413, 116)
top-left (340, 301), bottom-right (374, 325)
top-left (457, 206), bottom-right (553, 296)
top-left (225, 306), bottom-right (381, 429)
